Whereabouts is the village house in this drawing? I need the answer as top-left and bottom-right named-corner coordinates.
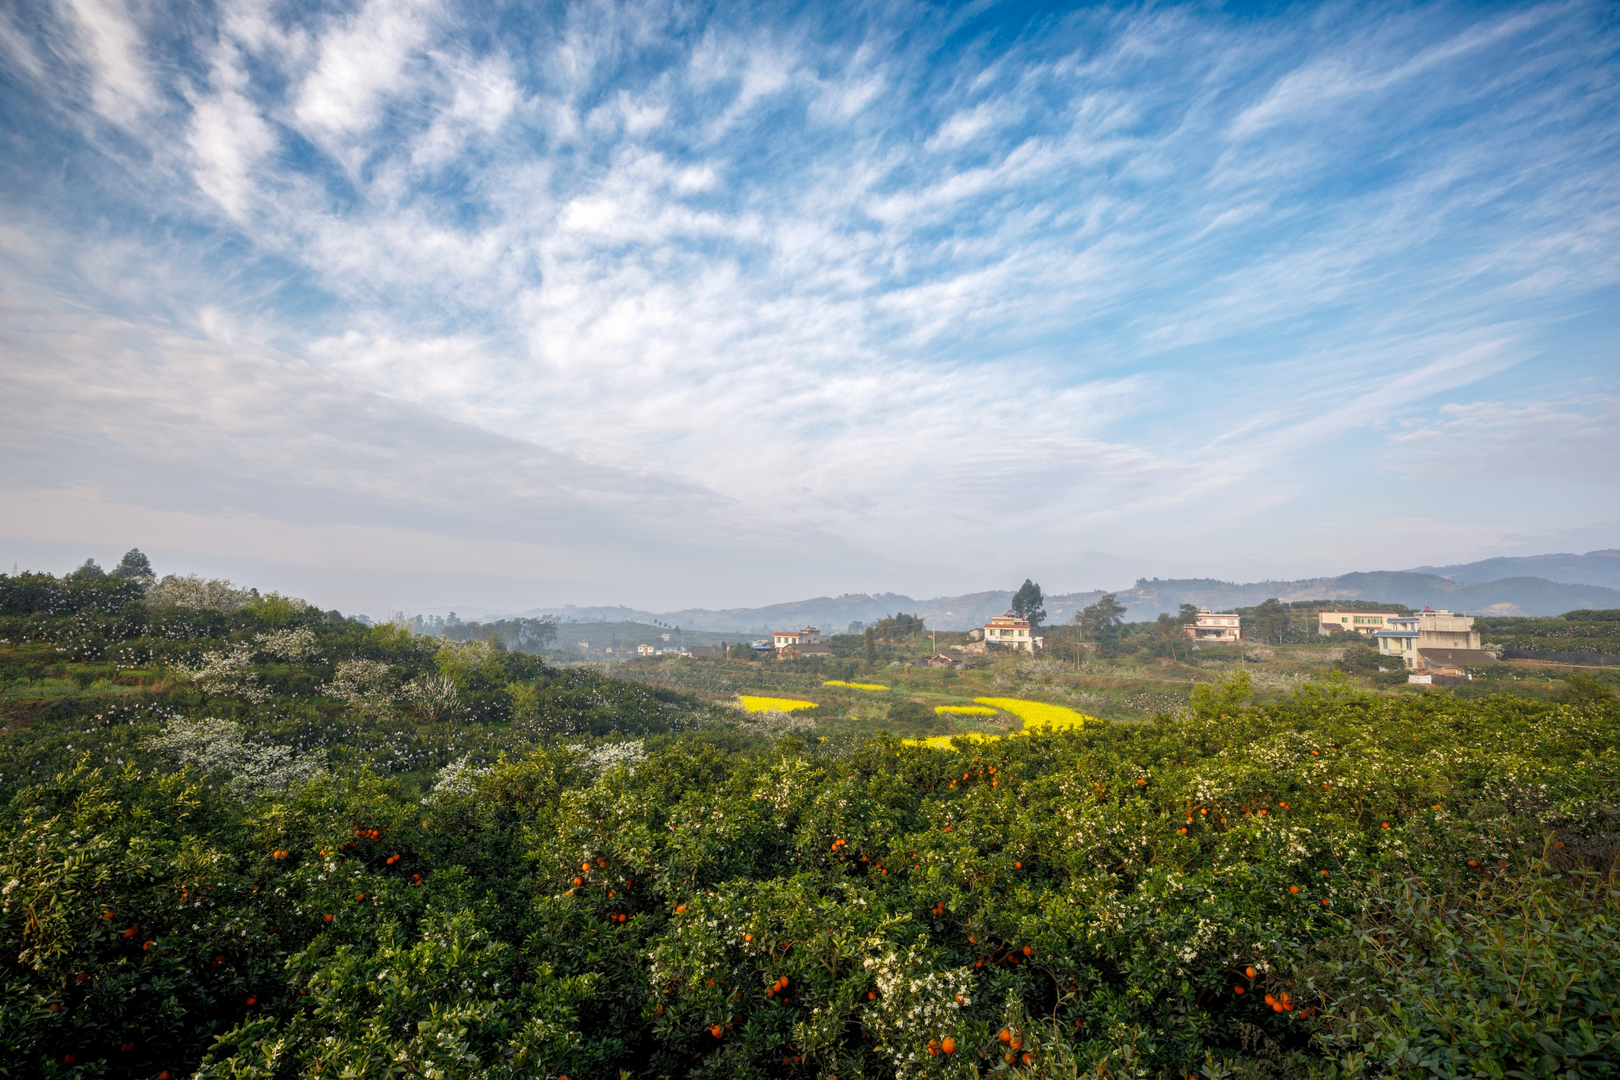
top-left (1375, 609), bottom-right (1496, 674)
top-left (1315, 611), bottom-right (1402, 635)
top-left (1184, 608), bottom-right (1242, 644)
top-left (776, 641), bottom-right (831, 661)
top-left (772, 626), bottom-right (821, 650)
top-left (983, 612), bottom-right (1041, 652)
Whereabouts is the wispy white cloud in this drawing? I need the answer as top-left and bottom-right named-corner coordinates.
top-left (56, 0), bottom-right (157, 124)
top-left (0, 0), bottom-right (1616, 603)
top-left (1388, 395), bottom-right (1620, 482)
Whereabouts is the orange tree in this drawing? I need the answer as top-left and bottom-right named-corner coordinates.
top-left (2, 670), bottom-right (1617, 1077)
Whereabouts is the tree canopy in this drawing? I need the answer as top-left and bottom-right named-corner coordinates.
top-left (1077, 593), bottom-right (1127, 641)
top-left (1009, 579), bottom-right (1046, 629)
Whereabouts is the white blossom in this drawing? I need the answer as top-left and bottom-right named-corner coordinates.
top-left (329, 659), bottom-right (396, 717)
top-left (147, 574), bottom-right (254, 612)
top-left (404, 673), bottom-right (462, 721)
top-left (171, 644), bottom-right (269, 703)
top-left (255, 626), bottom-right (318, 661)
top-left (580, 740), bottom-right (646, 774)
top-left (145, 717), bottom-right (324, 796)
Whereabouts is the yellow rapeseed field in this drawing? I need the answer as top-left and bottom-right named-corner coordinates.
top-left (904, 697), bottom-right (1093, 749)
top-left (973, 696), bottom-right (1090, 732)
top-left (822, 680), bottom-right (889, 691)
top-left (736, 695), bottom-right (819, 713)
top-left (934, 705), bottom-right (997, 716)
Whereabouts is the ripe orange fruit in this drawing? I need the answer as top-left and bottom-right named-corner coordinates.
top-left (710, 1024), bottom-right (723, 1038)
top-left (942, 1037), bottom-right (956, 1054)
top-left (1245, 966), bottom-right (1256, 978)
top-left (1000, 1028), bottom-right (1012, 1043)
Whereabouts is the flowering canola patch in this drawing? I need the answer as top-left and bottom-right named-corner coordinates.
top-left (737, 695), bottom-right (818, 713)
top-left (974, 697), bottom-right (1089, 732)
top-left (823, 680), bottom-right (888, 691)
top-left (935, 705), bottom-right (996, 716)
top-left (905, 697), bottom-right (1093, 748)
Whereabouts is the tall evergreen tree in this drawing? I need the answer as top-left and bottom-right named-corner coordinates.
top-left (1010, 579), bottom-right (1046, 628)
top-left (111, 548), bottom-right (154, 581)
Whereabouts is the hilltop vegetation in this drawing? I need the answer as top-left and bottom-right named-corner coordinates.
top-left (1, 568), bottom-right (1618, 1079)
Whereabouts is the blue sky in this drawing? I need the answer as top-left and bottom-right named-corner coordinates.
top-left (1, 0), bottom-right (1616, 614)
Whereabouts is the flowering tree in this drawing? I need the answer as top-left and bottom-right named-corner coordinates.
top-left (171, 644), bottom-right (269, 703)
top-left (405, 673), bottom-right (462, 721)
top-left (144, 717), bottom-right (324, 795)
top-left (147, 574), bottom-right (254, 612)
top-left (329, 658), bottom-right (396, 717)
top-left (255, 626), bottom-right (317, 661)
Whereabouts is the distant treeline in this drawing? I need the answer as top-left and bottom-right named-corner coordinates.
top-left (436, 616), bottom-right (559, 654)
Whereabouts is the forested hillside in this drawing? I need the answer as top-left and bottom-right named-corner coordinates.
top-left (2, 570), bottom-right (1617, 1079)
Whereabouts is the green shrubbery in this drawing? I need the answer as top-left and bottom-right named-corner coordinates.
top-left (2, 573), bottom-right (1618, 1078)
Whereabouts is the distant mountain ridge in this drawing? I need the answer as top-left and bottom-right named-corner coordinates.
top-left (1119, 573), bottom-right (1619, 621)
top-left (1408, 549), bottom-right (1620, 589)
top-left (522, 566), bottom-right (1620, 633)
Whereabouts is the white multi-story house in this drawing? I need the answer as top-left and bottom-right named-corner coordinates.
top-left (983, 612), bottom-right (1040, 652)
top-left (1375, 609), bottom-right (1493, 672)
top-left (1184, 608), bottom-right (1242, 644)
top-left (772, 626), bottom-right (821, 650)
top-left (1316, 611), bottom-right (1402, 635)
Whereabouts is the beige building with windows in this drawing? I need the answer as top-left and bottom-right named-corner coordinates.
top-left (1316, 611), bottom-right (1401, 635)
top-left (772, 626), bottom-right (821, 650)
top-left (1375, 610), bottom-right (1495, 672)
top-left (1184, 608), bottom-right (1241, 644)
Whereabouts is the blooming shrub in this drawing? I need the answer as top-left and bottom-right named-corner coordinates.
top-left (171, 644), bottom-right (269, 703)
top-left (143, 717), bottom-right (325, 796)
top-left (579, 739), bottom-right (648, 773)
top-left (328, 658), bottom-right (396, 717)
top-left (253, 625), bottom-right (317, 661)
top-left (146, 574), bottom-right (254, 612)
